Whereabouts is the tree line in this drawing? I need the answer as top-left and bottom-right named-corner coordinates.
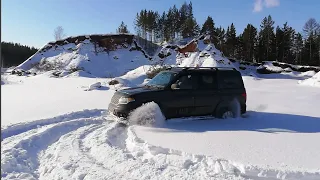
top-left (1, 42), bottom-right (38, 67)
top-left (118, 1), bottom-right (320, 66)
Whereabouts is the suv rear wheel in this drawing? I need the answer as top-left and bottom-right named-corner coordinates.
top-left (221, 109), bottom-right (234, 119)
top-left (215, 98), bottom-right (240, 119)
top-left (216, 106), bottom-right (234, 119)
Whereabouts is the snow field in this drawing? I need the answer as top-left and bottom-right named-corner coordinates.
top-left (2, 73), bottom-right (320, 179)
top-left (2, 35), bottom-right (320, 179)
top-left (299, 71), bottom-right (320, 87)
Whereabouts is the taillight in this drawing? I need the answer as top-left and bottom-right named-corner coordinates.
top-left (241, 92), bottom-right (247, 101)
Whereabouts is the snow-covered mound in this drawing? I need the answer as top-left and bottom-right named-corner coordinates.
top-left (257, 61), bottom-right (320, 74)
top-left (154, 35), bottom-right (319, 78)
top-left (154, 35), bottom-right (236, 70)
top-left (299, 72), bottom-right (320, 87)
top-left (12, 33), bottom-right (319, 80)
top-left (14, 34), bottom-right (154, 78)
top-left (1, 75), bottom-right (15, 85)
top-left (108, 65), bottom-right (152, 90)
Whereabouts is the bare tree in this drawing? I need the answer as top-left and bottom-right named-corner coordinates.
top-left (54, 26), bottom-right (66, 41)
top-left (303, 18), bottom-right (320, 62)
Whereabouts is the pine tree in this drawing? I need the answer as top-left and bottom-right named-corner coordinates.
top-left (201, 16), bottom-right (218, 44)
top-left (258, 15), bottom-right (276, 62)
top-left (317, 31), bottom-right (320, 65)
top-left (241, 24), bottom-right (258, 62)
top-left (303, 32), bottom-right (318, 65)
top-left (140, 9), bottom-right (148, 39)
top-left (216, 26), bottom-right (226, 53)
top-left (166, 7), bottom-right (176, 40)
top-left (156, 11), bottom-right (169, 42)
top-left (1, 42), bottom-right (38, 67)
top-left (235, 34), bottom-right (245, 60)
top-left (171, 5), bottom-right (180, 39)
top-left (292, 33), bottom-right (304, 64)
top-left (178, 2), bottom-right (188, 36)
top-left (146, 10), bottom-right (158, 42)
top-left (282, 22), bottom-right (295, 63)
top-left (181, 17), bottom-right (200, 38)
top-left (225, 23), bottom-right (237, 58)
top-left (117, 21), bottom-right (129, 33)
top-left (303, 18), bottom-right (320, 65)
top-left (134, 13), bottom-right (142, 37)
top-left (275, 25), bottom-right (284, 62)
top-left (180, 1), bottom-right (199, 38)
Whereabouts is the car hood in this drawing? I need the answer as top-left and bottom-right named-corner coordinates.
top-left (118, 86), bottom-right (162, 96)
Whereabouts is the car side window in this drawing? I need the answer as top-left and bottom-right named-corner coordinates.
top-left (175, 74), bottom-right (197, 90)
top-left (199, 73), bottom-right (217, 89)
top-left (218, 71), bottom-right (243, 89)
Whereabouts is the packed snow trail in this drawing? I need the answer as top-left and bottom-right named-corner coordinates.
top-left (36, 121), bottom-right (246, 180)
top-left (2, 114), bottom-right (320, 180)
top-left (1, 117), bottom-right (105, 180)
top-left (1, 109), bottom-right (105, 140)
top-left (2, 74), bottom-right (320, 179)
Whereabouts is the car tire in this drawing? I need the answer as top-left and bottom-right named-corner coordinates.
top-left (216, 106), bottom-right (234, 119)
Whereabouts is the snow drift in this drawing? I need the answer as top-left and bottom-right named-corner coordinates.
top-left (13, 34), bottom-right (155, 78)
top-left (11, 33), bottom-right (320, 80)
top-left (299, 71), bottom-right (320, 87)
top-left (128, 101), bottom-right (166, 127)
top-left (154, 35), bottom-right (236, 69)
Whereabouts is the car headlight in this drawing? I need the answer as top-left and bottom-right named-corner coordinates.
top-left (118, 97), bottom-right (135, 104)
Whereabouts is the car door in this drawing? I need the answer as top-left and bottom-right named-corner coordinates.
top-left (193, 71), bottom-right (220, 116)
top-left (162, 73), bottom-right (198, 118)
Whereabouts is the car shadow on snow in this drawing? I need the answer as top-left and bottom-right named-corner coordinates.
top-left (257, 73), bottom-right (312, 80)
top-left (95, 86), bottom-right (109, 90)
top-left (160, 111), bottom-right (320, 133)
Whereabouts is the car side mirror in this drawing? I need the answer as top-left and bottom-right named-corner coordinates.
top-left (171, 83), bottom-right (179, 90)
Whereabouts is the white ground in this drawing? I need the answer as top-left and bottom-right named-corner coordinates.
top-left (299, 72), bottom-right (320, 87)
top-left (2, 70), bottom-right (320, 180)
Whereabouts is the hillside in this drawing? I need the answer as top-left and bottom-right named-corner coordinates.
top-left (13, 34), bottom-right (156, 78)
top-left (153, 34), bottom-right (320, 76)
top-left (3, 34), bottom-right (320, 180)
top-left (11, 34), bottom-right (320, 79)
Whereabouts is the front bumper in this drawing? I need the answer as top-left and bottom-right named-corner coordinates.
top-left (108, 102), bottom-right (139, 119)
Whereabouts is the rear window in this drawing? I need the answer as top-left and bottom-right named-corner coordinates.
top-left (218, 70), bottom-right (244, 89)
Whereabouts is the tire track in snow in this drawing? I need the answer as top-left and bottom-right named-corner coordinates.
top-left (35, 121), bottom-right (254, 179)
top-left (127, 126), bottom-right (320, 180)
top-left (1, 117), bottom-right (105, 180)
top-left (126, 126), bottom-right (245, 179)
top-left (38, 121), bottom-right (138, 180)
top-left (3, 115), bottom-right (318, 180)
top-left (1, 109), bottom-right (106, 140)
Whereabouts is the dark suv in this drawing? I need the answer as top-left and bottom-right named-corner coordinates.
top-left (108, 67), bottom-right (246, 120)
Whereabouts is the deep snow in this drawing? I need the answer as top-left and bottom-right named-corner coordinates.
top-left (15, 36), bottom-right (152, 78)
top-left (134, 76), bottom-right (320, 173)
top-left (299, 71), bottom-right (320, 87)
top-left (2, 35), bottom-right (320, 180)
top-left (2, 71), bottom-right (320, 180)
top-left (128, 101), bottom-right (166, 127)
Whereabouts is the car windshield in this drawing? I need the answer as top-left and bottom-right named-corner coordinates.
top-left (146, 71), bottom-right (177, 87)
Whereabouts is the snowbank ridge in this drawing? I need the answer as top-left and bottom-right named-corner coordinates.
top-left (13, 34), bottom-right (156, 78)
top-left (299, 71), bottom-right (320, 87)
